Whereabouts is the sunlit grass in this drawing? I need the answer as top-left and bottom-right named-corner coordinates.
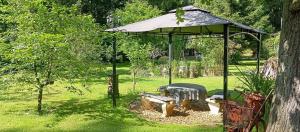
top-left (0, 61), bottom-right (261, 131)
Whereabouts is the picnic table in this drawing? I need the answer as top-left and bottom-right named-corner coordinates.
top-left (159, 83), bottom-right (207, 109)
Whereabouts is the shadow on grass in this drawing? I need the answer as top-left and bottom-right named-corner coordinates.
top-left (0, 92), bottom-right (34, 102)
top-left (0, 88), bottom-right (62, 102)
top-left (237, 60), bottom-right (265, 66)
top-left (44, 93), bottom-right (153, 128)
top-left (73, 70), bottom-right (149, 85)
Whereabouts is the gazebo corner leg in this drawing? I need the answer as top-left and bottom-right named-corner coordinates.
top-left (112, 35), bottom-right (117, 107)
top-left (257, 33), bottom-right (262, 74)
top-left (223, 24), bottom-right (229, 132)
top-left (168, 33), bottom-right (173, 85)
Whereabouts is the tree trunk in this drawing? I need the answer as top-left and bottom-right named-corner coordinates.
top-left (133, 71), bottom-right (136, 90)
top-left (267, 0), bottom-right (300, 131)
top-left (37, 85), bottom-right (44, 115)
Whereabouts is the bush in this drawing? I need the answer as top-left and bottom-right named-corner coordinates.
top-left (229, 49), bottom-right (242, 64)
top-left (149, 64), bottom-right (162, 77)
top-left (229, 43), bottom-right (242, 64)
top-left (157, 56), bottom-right (168, 65)
top-left (237, 68), bottom-right (275, 97)
top-left (261, 32), bottom-right (280, 58)
top-left (189, 61), bottom-right (202, 78)
top-left (172, 60), bottom-right (180, 78)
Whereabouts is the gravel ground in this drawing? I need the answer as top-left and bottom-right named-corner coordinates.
top-left (129, 100), bottom-right (222, 126)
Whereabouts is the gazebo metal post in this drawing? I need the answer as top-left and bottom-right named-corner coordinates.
top-left (112, 35), bottom-right (117, 107)
top-left (168, 33), bottom-right (173, 85)
top-left (223, 24), bottom-right (229, 100)
top-left (223, 24), bottom-right (229, 131)
top-left (256, 33), bottom-right (261, 74)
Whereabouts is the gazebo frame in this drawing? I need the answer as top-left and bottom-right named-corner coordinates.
top-left (106, 5), bottom-right (264, 130)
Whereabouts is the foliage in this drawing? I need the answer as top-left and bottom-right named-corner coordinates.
top-left (195, 0), bottom-right (280, 32)
top-left (229, 42), bottom-right (242, 64)
top-left (193, 0), bottom-right (282, 59)
top-left (146, 0), bottom-right (191, 11)
top-left (175, 8), bottom-right (185, 24)
top-left (171, 60), bottom-right (179, 78)
top-left (119, 36), bottom-right (152, 89)
top-left (120, 38), bottom-right (152, 73)
top-left (112, 0), bottom-right (162, 90)
top-left (237, 69), bottom-right (275, 97)
top-left (114, 0), bottom-right (161, 25)
top-left (53, 0), bottom-right (127, 24)
top-left (262, 32), bottom-right (280, 58)
top-left (189, 60), bottom-right (202, 77)
top-left (188, 38), bottom-right (223, 68)
top-left (0, 0), bottom-right (103, 113)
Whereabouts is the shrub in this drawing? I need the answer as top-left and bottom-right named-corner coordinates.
top-left (237, 68), bottom-right (275, 97)
top-left (189, 61), bottom-right (202, 78)
top-left (157, 56), bottom-right (168, 65)
top-left (229, 49), bottom-right (242, 64)
top-left (172, 60), bottom-right (180, 78)
top-left (262, 32), bottom-right (280, 58)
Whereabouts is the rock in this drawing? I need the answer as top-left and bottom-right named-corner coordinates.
top-left (129, 100), bottom-right (141, 111)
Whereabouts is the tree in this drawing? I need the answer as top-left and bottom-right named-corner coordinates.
top-left (114, 0), bottom-right (161, 90)
top-left (146, 0), bottom-right (191, 11)
top-left (114, 0), bottom-right (161, 25)
top-left (120, 38), bottom-right (152, 90)
top-left (188, 38), bottom-right (224, 68)
top-left (194, 0), bottom-right (282, 59)
top-left (267, 0), bottom-right (300, 131)
top-left (0, 0), bottom-right (102, 114)
top-left (11, 33), bottom-right (67, 113)
top-left (79, 0), bottom-right (127, 24)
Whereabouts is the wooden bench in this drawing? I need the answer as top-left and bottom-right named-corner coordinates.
top-left (141, 93), bottom-right (175, 117)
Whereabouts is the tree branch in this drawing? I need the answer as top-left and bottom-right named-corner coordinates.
top-left (43, 55), bottom-right (54, 86)
top-left (33, 62), bottom-right (43, 88)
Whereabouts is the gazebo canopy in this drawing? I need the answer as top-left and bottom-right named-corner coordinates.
top-left (106, 5), bottom-right (264, 35)
top-left (106, 6), bottom-right (264, 121)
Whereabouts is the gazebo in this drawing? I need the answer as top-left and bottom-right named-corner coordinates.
top-left (105, 5), bottom-right (265, 128)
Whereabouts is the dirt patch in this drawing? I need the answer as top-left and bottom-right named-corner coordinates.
top-left (129, 99), bottom-right (222, 126)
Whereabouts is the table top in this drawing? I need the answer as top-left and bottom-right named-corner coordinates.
top-left (167, 83), bottom-right (206, 92)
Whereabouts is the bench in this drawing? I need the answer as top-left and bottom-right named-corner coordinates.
top-left (141, 93), bottom-right (175, 117)
top-left (205, 95), bottom-right (224, 115)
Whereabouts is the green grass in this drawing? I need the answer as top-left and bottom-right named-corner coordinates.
top-left (0, 61), bottom-right (262, 132)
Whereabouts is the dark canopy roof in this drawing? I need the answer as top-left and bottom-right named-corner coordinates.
top-left (106, 5), bottom-right (264, 35)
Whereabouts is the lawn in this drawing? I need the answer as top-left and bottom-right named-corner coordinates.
top-left (0, 61), bottom-right (261, 132)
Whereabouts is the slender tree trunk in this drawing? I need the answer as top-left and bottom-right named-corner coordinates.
top-left (37, 85), bottom-right (44, 114)
top-left (133, 71), bottom-right (136, 90)
top-left (33, 62), bottom-right (45, 115)
top-left (267, 0), bottom-right (300, 131)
